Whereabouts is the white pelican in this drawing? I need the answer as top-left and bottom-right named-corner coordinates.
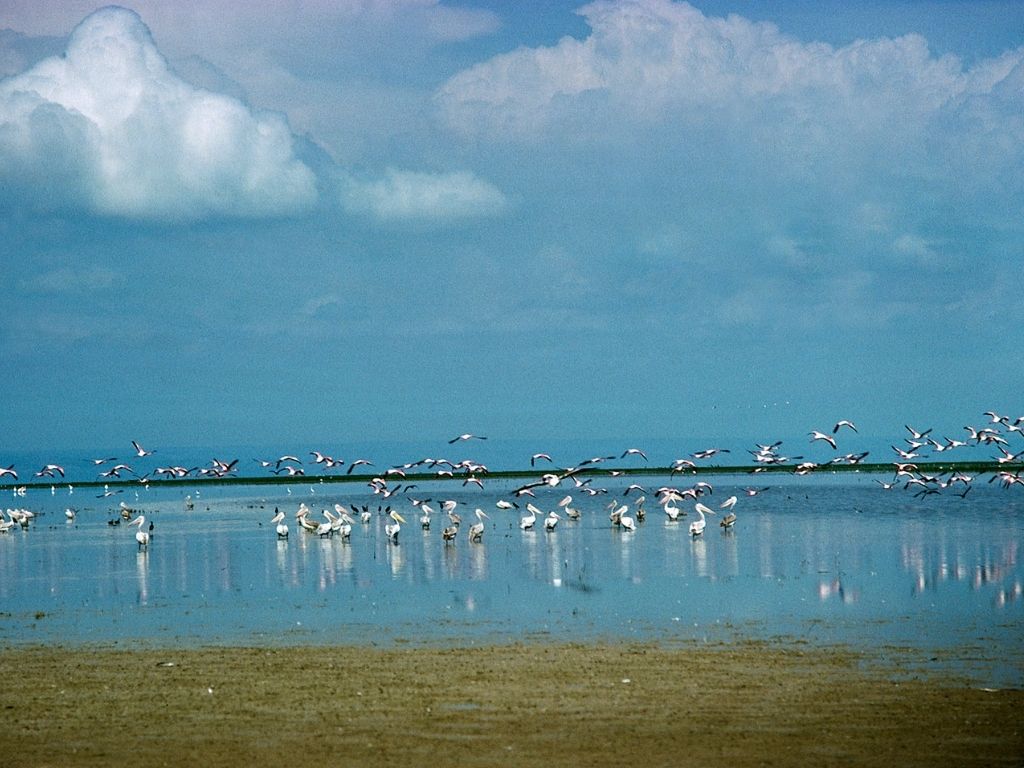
top-left (385, 510), bottom-right (406, 542)
top-left (442, 525), bottom-right (458, 543)
top-left (690, 503), bottom-right (714, 537)
top-left (521, 504), bottom-right (540, 530)
top-left (663, 501), bottom-right (683, 521)
top-left (609, 501), bottom-right (624, 527)
top-left (128, 515), bottom-right (150, 549)
top-left (719, 495), bottom-right (738, 528)
top-left (468, 509), bottom-right (488, 541)
top-left (271, 508), bottom-right (288, 538)
top-left (833, 419), bottom-right (858, 434)
top-left (544, 510), bottom-right (560, 531)
top-left (420, 504), bottom-right (433, 530)
top-left (616, 505), bottom-right (635, 532)
top-left (0, 465), bottom-right (16, 480)
top-left (495, 499), bottom-right (517, 510)
top-left (65, 507), bottom-right (77, 521)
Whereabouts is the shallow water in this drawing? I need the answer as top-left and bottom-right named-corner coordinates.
top-left (2, 475), bottom-right (1022, 684)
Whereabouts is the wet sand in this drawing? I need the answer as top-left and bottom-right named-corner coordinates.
top-left (3, 641), bottom-right (1021, 767)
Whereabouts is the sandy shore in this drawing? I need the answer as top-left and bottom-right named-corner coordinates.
top-left (3, 641), bottom-right (1021, 767)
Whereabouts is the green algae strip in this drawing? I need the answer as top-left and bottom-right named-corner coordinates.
top-left (2, 459), bottom-right (1021, 493)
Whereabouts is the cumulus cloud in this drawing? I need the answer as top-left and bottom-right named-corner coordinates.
top-left (436, 0), bottom-right (1023, 155)
top-left (341, 168), bottom-right (507, 222)
top-left (0, 6), bottom-right (317, 221)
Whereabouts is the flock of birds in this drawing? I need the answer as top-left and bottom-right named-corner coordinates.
top-left (2, 412), bottom-right (1023, 547)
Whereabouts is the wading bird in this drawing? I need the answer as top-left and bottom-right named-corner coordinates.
top-left (385, 510), bottom-right (406, 543)
top-left (690, 503), bottom-right (714, 537)
top-left (468, 509), bottom-right (488, 541)
top-left (271, 508), bottom-right (288, 538)
top-left (128, 515), bottom-right (150, 549)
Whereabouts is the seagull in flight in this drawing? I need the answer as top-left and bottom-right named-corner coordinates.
top-left (530, 453), bottom-right (553, 467)
top-left (809, 431), bottom-right (837, 450)
top-left (131, 440), bottom-right (155, 457)
top-left (449, 433), bottom-right (487, 444)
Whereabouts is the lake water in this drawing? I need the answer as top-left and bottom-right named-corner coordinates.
top-left (2, 473), bottom-right (1022, 686)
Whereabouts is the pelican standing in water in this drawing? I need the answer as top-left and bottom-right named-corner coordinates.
top-left (544, 510), bottom-right (560, 531)
top-left (128, 515), bottom-right (150, 549)
top-left (616, 505), bottom-right (636, 532)
top-left (385, 510), bottom-right (406, 543)
top-left (719, 495), bottom-right (738, 529)
top-left (468, 509), bottom-right (488, 542)
top-left (442, 525), bottom-right (458, 543)
top-left (271, 508), bottom-right (288, 538)
top-left (521, 504), bottom-right (540, 530)
top-left (690, 503), bottom-right (714, 537)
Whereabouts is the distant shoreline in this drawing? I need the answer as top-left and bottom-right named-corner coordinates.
top-left (2, 459), bottom-right (1020, 493)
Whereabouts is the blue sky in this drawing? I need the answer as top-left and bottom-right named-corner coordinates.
top-left (1, 0), bottom-right (1021, 452)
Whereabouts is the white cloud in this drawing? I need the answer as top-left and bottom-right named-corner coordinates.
top-left (341, 168), bottom-right (507, 222)
top-left (436, 0), bottom-right (1023, 152)
top-left (0, 6), bottom-right (317, 221)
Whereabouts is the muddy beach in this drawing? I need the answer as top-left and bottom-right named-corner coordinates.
top-left (3, 640), bottom-right (1021, 767)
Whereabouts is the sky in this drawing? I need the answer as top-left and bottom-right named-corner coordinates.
top-left (1, 0), bottom-right (1022, 453)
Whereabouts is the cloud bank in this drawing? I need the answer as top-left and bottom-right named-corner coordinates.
top-left (436, 0), bottom-right (1024, 159)
top-left (341, 168), bottom-right (507, 222)
top-left (0, 5), bottom-right (317, 221)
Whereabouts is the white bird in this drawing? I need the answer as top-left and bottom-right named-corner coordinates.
top-left (271, 508), bottom-right (288, 538)
top-left (128, 515), bottom-right (150, 549)
top-left (809, 431), bottom-right (837, 450)
top-left (419, 504), bottom-right (433, 530)
top-left (616, 505), bottom-right (635, 532)
top-left (385, 510), bottom-right (406, 542)
top-left (521, 504), bottom-right (540, 530)
top-left (449, 433), bottom-right (486, 444)
top-left (663, 501), bottom-right (683, 521)
top-left (131, 440), bottom-right (155, 458)
top-left (833, 419), bottom-right (858, 434)
top-left (621, 448), bottom-right (648, 461)
top-left (544, 510), bottom-right (560, 531)
top-left (468, 509), bottom-right (488, 541)
top-left (690, 503), bottom-right (714, 537)
top-left (719, 496), bottom-right (738, 529)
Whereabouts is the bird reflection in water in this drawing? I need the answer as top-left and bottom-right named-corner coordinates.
top-left (818, 578), bottom-right (858, 604)
top-left (135, 549), bottom-right (149, 606)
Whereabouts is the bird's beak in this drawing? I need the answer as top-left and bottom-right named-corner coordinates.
top-left (392, 512), bottom-right (407, 524)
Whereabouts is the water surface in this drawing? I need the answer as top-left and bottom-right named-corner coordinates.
top-left (2, 475), bottom-right (1021, 684)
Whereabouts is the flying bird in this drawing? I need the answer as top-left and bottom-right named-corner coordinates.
top-left (449, 434), bottom-right (486, 444)
top-left (832, 420), bottom-right (858, 434)
top-left (131, 440), bottom-right (155, 457)
top-left (809, 431), bottom-right (837, 450)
